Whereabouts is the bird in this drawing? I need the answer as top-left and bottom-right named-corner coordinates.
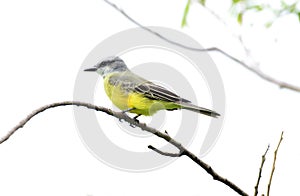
top-left (84, 56), bottom-right (220, 120)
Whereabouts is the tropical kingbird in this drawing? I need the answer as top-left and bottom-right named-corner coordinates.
top-left (84, 56), bottom-right (220, 119)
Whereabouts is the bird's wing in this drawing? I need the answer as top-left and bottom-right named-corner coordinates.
top-left (134, 81), bottom-right (191, 103)
top-left (108, 71), bottom-right (190, 103)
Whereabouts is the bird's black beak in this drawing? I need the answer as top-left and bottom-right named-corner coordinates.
top-left (84, 67), bottom-right (97, 72)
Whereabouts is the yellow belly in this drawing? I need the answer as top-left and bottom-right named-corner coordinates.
top-left (104, 75), bottom-right (129, 111)
top-left (104, 74), bottom-right (180, 116)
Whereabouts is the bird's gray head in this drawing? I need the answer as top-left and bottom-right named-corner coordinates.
top-left (84, 56), bottom-right (128, 77)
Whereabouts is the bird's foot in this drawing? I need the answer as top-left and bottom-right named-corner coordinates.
top-left (122, 108), bottom-right (135, 114)
top-left (119, 108), bottom-right (135, 122)
top-left (129, 114), bottom-right (141, 127)
top-left (133, 114), bottom-right (141, 123)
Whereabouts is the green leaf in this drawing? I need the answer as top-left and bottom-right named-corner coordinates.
top-left (248, 5), bottom-right (264, 11)
top-left (232, 0), bottom-right (241, 4)
top-left (280, 0), bottom-right (289, 9)
top-left (298, 12), bottom-right (300, 22)
top-left (181, 0), bottom-right (191, 28)
top-left (289, 3), bottom-right (297, 13)
top-left (198, 0), bottom-right (206, 6)
top-left (265, 21), bottom-right (273, 28)
top-left (237, 12), bottom-right (243, 24)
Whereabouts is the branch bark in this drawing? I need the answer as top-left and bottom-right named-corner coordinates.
top-left (254, 145), bottom-right (270, 196)
top-left (148, 145), bottom-right (181, 157)
top-left (267, 131), bottom-right (284, 196)
top-left (0, 101), bottom-right (248, 196)
top-left (102, 0), bottom-right (300, 93)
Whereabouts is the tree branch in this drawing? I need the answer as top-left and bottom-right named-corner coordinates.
top-left (102, 0), bottom-right (300, 93)
top-left (254, 145), bottom-right (270, 196)
top-left (267, 131), bottom-right (284, 196)
top-left (0, 101), bottom-right (248, 196)
top-left (148, 145), bottom-right (181, 157)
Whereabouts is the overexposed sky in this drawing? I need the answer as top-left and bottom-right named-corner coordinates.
top-left (0, 0), bottom-right (300, 195)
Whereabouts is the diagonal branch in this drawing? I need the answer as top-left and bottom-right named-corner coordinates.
top-left (254, 145), bottom-right (270, 196)
top-left (266, 131), bottom-right (284, 196)
top-left (0, 101), bottom-right (248, 196)
top-left (102, 0), bottom-right (300, 93)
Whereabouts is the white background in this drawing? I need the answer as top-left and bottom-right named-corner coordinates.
top-left (0, 0), bottom-right (300, 195)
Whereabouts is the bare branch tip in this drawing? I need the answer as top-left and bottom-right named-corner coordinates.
top-left (266, 131), bottom-right (284, 196)
top-left (264, 145), bottom-right (270, 156)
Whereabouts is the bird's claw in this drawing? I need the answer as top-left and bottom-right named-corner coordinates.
top-left (133, 114), bottom-right (141, 123)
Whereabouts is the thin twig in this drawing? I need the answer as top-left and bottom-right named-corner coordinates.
top-left (202, 6), bottom-right (259, 66)
top-left (254, 145), bottom-right (270, 196)
top-left (102, 0), bottom-right (300, 93)
top-left (0, 101), bottom-right (248, 196)
top-left (267, 131), bottom-right (284, 196)
top-left (148, 145), bottom-right (181, 157)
